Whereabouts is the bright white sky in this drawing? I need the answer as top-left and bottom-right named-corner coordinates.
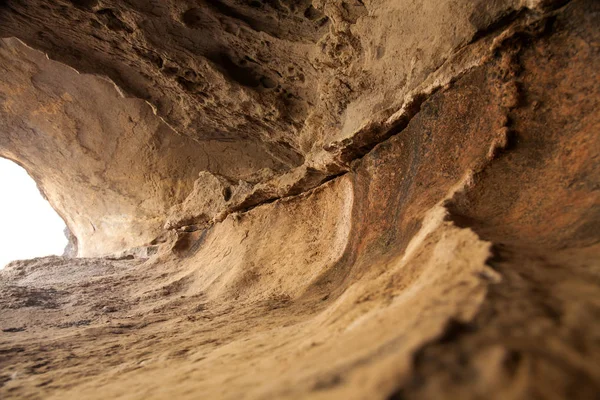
top-left (0, 158), bottom-right (67, 269)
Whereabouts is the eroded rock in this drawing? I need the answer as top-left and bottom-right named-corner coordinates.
top-left (0, 0), bottom-right (598, 399)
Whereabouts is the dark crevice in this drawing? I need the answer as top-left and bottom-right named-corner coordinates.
top-left (207, 52), bottom-right (262, 88)
top-left (469, 9), bottom-right (523, 45)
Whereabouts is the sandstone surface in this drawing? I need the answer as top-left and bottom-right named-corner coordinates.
top-left (0, 0), bottom-right (599, 399)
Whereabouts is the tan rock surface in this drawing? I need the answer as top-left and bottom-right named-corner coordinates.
top-left (0, 0), bottom-right (599, 399)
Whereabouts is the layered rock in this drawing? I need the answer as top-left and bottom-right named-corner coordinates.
top-left (0, 0), bottom-right (599, 399)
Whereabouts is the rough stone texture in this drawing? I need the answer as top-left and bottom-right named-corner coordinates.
top-left (0, 0), bottom-right (599, 399)
top-left (0, 0), bottom-right (573, 255)
top-left (0, 37), bottom-right (288, 256)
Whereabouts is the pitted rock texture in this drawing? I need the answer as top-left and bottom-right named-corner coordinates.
top-left (0, 0), bottom-right (576, 255)
top-left (0, 0), bottom-right (599, 399)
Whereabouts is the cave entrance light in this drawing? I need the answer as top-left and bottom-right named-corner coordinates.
top-left (0, 157), bottom-right (67, 269)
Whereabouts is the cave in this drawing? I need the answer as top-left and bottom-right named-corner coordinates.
top-left (0, 0), bottom-right (598, 399)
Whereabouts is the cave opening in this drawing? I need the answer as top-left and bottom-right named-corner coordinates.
top-left (0, 157), bottom-right (68, 269)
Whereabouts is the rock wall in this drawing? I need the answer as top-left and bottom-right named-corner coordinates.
top-left (0, 0), bottom-right (599, 399)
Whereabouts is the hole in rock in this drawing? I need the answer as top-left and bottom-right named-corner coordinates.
top-left (181, 8), bottom-right (206, 29)
top-left (0, 158), bottom-right (68, 269)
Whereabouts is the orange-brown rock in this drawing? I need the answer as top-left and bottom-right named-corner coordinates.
top-left (0, 0), bottom-right (598, 399)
